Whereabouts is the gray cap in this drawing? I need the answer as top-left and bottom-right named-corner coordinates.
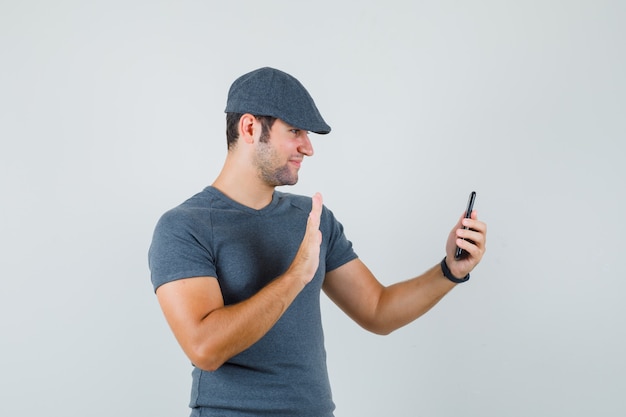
top-left (225, 67), bottom-right (331, 134)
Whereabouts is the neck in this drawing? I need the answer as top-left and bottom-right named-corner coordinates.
top-left (212, 154), bottom-right (275, 210)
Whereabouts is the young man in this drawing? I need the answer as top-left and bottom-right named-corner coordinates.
top-left (148, 67), bottom-right (487, 416)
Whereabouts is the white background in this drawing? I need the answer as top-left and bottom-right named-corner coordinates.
top-left (1, 1), bottom-right (625, 416)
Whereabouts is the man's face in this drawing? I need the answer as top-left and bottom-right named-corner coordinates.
top-left (253, 118), bottom-right (314, 186)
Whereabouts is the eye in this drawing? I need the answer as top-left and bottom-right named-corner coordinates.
top-left (289, 129), bottom-right (310, 137)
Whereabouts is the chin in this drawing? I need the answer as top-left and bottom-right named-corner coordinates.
top-left (281, 179), bottom-right (298, 186)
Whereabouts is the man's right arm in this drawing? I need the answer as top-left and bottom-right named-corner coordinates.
top-left (155, 193), bottom-right (324, 371)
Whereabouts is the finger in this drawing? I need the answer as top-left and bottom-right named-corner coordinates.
top-left (305, 194), bottom-right (323, 254)
top-left (458, 218), bottom-right (486, 239)
top-left (456, 210), bottom-right (476, 229)
top-left (457, 222), bottom-right (487, 255)
top-left (312, 192), bottom-right (323, 210)
top-left (461, 217), bottom-right (486, 234)
top-left (457, 228), bottom-right (485, 249)
top-left (455, 238), bottom-right (481, 261)
top-left (308, 192), bottom-right (323, 225)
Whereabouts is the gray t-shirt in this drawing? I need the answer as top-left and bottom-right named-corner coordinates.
top-left (149, 186), bottom-right (358, 416)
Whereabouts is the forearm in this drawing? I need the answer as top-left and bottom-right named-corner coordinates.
top-left (189, 273), bottom-right (305, 371)
top-left (371, 264), bottom-right (456, 335)
top-left (325, 212), bottom-right (486, 336)
top-left (376, 206), bottom-right (487, 333)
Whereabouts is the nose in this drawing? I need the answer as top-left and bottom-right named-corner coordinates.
top-left (298, 133), bottom-right (314, 157)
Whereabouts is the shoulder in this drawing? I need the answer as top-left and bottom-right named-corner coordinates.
top-left (154, 188), bottom-right (217, 234)
top-left (275, 192), bottom-right (336, 221)
top-left (275, 191), bottom-right (310, 211)
top-left (275, 191), bottom-right (343, 229)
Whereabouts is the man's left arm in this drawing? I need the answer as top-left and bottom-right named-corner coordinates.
top-left (322, 213), bottom-right (486, 335)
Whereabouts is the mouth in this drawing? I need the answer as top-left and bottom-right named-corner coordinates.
top-left (289, 159), bottom-right (303, 168)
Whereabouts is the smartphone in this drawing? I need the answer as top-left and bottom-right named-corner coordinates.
top-left (454, 191), bottom-right (477, 260)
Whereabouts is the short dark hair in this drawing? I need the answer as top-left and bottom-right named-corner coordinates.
top-left (225, 113), bottom-right (277, 150)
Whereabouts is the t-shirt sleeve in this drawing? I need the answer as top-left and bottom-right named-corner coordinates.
top-left (322, 206), bottom-right (358, 272)
top-left (148, 208), bottom-right (217, 292)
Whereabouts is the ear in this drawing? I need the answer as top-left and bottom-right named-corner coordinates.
top-left (238, 114), bottom-right (258, 144)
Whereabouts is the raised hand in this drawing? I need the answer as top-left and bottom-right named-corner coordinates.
top-left (445, 210), bottom-right (487, 279)
top-left (286, 192), bottom-right (323, 286)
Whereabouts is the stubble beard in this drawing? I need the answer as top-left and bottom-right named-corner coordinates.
top-left (255, 142), bottom-right (299, 187)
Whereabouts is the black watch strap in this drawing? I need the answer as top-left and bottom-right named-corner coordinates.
top-left (441, 257), bottom-right (470, 283)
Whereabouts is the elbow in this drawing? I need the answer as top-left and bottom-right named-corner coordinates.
top-left (191, 358), bottom-right (223, 373)
top-left (368, 324), bottom-right (395, 336)
top-left (359, 319), bottom-right (396, 336)
top-left (374, 327), bottom-right (394, 336)
top-left (186, 342), bottom-right (227, 372)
